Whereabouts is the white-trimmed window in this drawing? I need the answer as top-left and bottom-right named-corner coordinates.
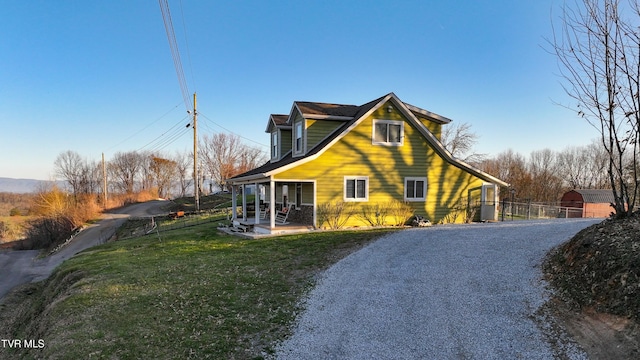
top-left (344, 176), bottom-right (368, 201)
top-left (405, 177), bottom-right (427, 201)
top-left (271, 131), bottom-right (278, 159)
top-left (294, 121), bottom-right (303, 153)
top-left (373, 120), bottom-right (404, 145)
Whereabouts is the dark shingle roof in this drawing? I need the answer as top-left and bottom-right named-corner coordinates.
top-left (573, 189), bottom-right (615, 203)
top-left (295, 102), bottom-right (361, 117)
top-left (271, 114), bottom-right (288, 125)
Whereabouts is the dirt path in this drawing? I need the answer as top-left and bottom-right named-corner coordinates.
top-left (0, 200), bottom-right (168, 301)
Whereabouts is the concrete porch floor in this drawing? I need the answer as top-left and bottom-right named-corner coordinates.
top-left (220, 218), bottom-right (316, 238)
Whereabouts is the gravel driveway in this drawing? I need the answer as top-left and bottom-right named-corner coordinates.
top-left (276, 219), bottom-right (600, 359)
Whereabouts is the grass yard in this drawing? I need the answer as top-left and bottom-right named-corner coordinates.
top-left (0, 221), bottom-right (396, 359)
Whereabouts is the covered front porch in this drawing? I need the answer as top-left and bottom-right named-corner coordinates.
top-left (230, 179), bottom-right (316, 235)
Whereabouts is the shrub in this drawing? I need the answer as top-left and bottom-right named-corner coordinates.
top-left (0, 220), bottom-right (7, 240)
top-left (387, 200), bottom-right (415, 226)
top-left (357, 203), bottom-right (389, 226)
top-left (22, 216), bottom-right (75, 250)
top-left (9, 207), bottom-right (22, 216)
top-left (317, 202), bottom-right (354, 229)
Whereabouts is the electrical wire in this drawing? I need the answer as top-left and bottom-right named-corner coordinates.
top-left (158, 0), bottom-right (192, 111)
top-left (198, 111), bottom-right (269, 148)
top-left (147, 127), bottom-right (191, 153)
top-left (178, 0), bottom-right (196, 91)
top-left (105, 101), bottom-right (183, 152)
top-left (137, 115), bottom-right (191, 153)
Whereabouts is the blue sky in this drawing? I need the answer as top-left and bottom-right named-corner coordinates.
top-left (0, 0), bottom-right (596, 180)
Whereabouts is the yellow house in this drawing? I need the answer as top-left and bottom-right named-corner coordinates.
top-left (228, 93), bottom-right (508, 234)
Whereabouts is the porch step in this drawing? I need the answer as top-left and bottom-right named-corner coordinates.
top-left (231, 224), bottom-right (253, 233)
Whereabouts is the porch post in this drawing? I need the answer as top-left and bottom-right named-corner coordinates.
top-left (231, 185), bottom-right (237, 220)
top-left (270, 179), bottom-right (275, 229)
top-left (254, 182), bottom-right (260, 225)
top-left (242, 184), bottom-right (247, 221)
top-left (313, 180), bottom-right (317, 228)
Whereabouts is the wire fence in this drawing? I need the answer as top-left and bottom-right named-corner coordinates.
top-left (117, 208), bottom-right (232, 241)
top-left (499, 201), bottom-right (584, 220)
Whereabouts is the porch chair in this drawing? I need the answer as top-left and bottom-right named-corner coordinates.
top-left (275, 207), bottom-right (290, 225)
top-left (260, 207), bottom-right (269, 220)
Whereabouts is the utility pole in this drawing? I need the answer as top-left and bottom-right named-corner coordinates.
top-left (102, 152), bottom-right (108, 209)
top-left (193, 92), bottom-right (200, 212)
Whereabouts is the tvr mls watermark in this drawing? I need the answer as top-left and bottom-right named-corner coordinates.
top-left (1, 339), bottom-right (45, 349)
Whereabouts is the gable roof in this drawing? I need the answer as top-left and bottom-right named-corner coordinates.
top-left (231, 93), bottom-right (508, 187)
top-left (294, 102), bottom-right (360, 119)
top-left (570, 189), bottom-right (615, 203)
top-left (265, 114), bottom-right (290, 132)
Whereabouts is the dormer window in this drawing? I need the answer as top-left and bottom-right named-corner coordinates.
top-left (294, 121), bottom-right (303, 154)
top-left (271, 131), bottom-right (278, 159)
top-left (372, 119), bottom-right (404, 146)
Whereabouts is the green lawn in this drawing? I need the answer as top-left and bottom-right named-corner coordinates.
top-left (0, 221), bottom-right (396, 359)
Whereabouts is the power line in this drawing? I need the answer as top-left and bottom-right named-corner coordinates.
top-left (137, 115), bottom-right (191, 153)
top-left (106, 101), bottom-right (183, 152)
top-left (158, 0), bottom-right (191, 112)
top-left (178, 0), bottom-right (196, 91)
top-left (198, 111), bottom-right (269, 148)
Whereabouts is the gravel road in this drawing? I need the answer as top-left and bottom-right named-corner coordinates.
top-left (276, 219), bottom-right (601, 360)
top-left (0, 200), bottom-right (168, 301)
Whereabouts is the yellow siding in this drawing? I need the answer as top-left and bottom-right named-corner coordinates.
top-left (275, 99), bottom-right (485, 226)
top-left (414, 114), bottom-right (443, 140)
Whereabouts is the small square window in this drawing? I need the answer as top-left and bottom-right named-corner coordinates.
top-left (405, 177), bottom-right (427, 201)
top-left (372, 120), bottom-right (404, 146)
top-left (344, 176), bottom-right (368, 201)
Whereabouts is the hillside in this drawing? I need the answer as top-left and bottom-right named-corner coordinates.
top-left (544, 214), bottom-right (640, 358)
top-left (0, 178), bottom-right (57, 193)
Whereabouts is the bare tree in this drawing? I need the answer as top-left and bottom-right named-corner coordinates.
top-left (557, 140), bottom-right (610, 189)
top-left (150, 155), bottom-right (177, 198)
top-left (174, 150), bottom-right (192, 198)
top-left (199, 133), bottom-right (267, 191)
top-left (108, 151), bottom-right (143, 194)
top-left (78, 159), bottom-right (102, 195)
top-left (138, 151), bottom-right (155, 193)
top-left (54, 150), bottom-right (84, 197)
top-left (528, 149), bottom-right (565, 203)
top-left (441, 122), bottom-right (486, 164)
top-left (478, 149), bottom-right (531, 198)
top-left (550, 0), bottom-right (640, 217)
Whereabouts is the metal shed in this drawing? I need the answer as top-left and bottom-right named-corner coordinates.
top-left (560, 189), bottom-right (614, 218)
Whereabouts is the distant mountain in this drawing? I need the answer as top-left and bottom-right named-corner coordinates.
top-left (0, 177), bottom-right (60, 193)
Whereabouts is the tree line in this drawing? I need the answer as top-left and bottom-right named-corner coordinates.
top-left (476, 140), bottom-right (610, 204)
top-left (53, 132), bottom-right (266, 203)
top-left (443, 122), bottom-right (614, 204)
top-left (10, 133), bottom-right (265, 250)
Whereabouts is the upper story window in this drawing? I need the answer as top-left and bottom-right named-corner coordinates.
top-left (294, 121), bottom-right (303, 154)
top-left (271, 131), bottom-right (278, 159)
top-left (372, 119), bottom-right (404, 146)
